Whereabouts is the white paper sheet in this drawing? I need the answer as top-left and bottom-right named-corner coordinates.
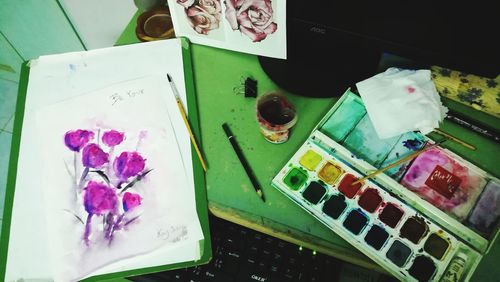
top-left (167, 0), bottom-right (287, 59)
top-left (356, 67), bottom-right (448, 139)
top-left (5, 39), bottom-right (204, 282)
top-left (35, 77), bottom-right (202, 281)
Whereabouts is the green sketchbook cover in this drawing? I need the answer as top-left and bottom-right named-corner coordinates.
top-left (0, 38), bottom-right (211, 281)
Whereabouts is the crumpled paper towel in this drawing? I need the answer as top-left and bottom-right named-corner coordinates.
top-left (356, 67), bottom-right (448, 139)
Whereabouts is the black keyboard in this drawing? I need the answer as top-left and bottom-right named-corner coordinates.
top-left (128, 215), bottom-right (397, 282)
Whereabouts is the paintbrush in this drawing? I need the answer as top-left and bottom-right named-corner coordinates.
top-left (167, 73), bottom-right (208, 172)
top-left (352, 139), bottom-right (446, 186)
top-left (432, 128), bottom-right (476, 150)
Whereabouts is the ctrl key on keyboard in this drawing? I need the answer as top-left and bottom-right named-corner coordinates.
top-left (237, 265), bottom-right (274, 282)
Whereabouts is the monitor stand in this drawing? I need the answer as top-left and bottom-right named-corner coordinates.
top-left (258, 39), bottom-right (381, 98)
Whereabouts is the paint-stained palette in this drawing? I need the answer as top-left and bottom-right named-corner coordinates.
top-left (274, 141), bottom-right (481, 281)
top-left (271, 90), bottom-right (500, 282)
top-left (401, 147), bottom-right (488, 221)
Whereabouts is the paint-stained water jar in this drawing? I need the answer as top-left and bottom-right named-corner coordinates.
top-left (256, 92), bottom-right (297, 143)
top-left (135, 6), bottom-right (175, 42)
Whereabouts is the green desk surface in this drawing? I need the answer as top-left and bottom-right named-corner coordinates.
top-left (192, 47), bottom-right (500, 279)
top-left (121, 13), bottom-right (499, 280)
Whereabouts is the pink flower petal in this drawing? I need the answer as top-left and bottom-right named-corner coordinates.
top-left (84, 181), bottom-right (117, 215)
top-left (123, 192), bottom-right (142, 212)
top-left (263, 22), bottom-right (277, 34)
top-left (114, 152), bottom-right (146, 180)
top-left (102, 130), bottom-right (125, 147)
top-left (82, 143), bottom-right (109, 168)
top-left (240, 25), bottom-right (267, 42)
top-left (237, 11), bottom-right (253, 29)
top-left (64, 129), bottom-right (94, 152)
top-left (224, 0), bottom-right (239, 29)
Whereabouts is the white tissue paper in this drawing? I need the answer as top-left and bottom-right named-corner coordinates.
top-left (356, 67), bottom-right (448, 139)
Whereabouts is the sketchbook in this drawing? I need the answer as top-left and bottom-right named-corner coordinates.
top-left (0, 38), bottom-right (211, 282)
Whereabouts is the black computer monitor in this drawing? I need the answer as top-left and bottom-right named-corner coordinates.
top-left (259, 4), bottom-right (499, 97)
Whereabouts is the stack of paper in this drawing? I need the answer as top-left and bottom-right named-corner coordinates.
top-left (0, 39), bottom-right (209, 282)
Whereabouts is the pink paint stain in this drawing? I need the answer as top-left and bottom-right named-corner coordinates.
top-left (406, 86), bottom-right (416, 94)
top-left (401, 147), bottom-right (487, 221)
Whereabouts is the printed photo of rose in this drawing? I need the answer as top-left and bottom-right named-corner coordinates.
top-left (224, 0), bottom-right (277, 42)
top-left (63, 128), bottom-right (153, 247)
top-left (176, 0), bottom-right (222, 35)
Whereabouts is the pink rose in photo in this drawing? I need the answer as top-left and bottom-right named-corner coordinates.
top-left (186, 5), bottom-right (220, 35)
top-left (225, 0), bottom-right (277, 42)
top-left (177, 0), bottom-right (195, 8)
top-left (198, 0), bottom-right (222, 15)
top-left (176, 0), bottom-right (222, 35)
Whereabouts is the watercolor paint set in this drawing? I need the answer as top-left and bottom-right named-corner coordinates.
top-left (272, 90), bottom-right (500, 281)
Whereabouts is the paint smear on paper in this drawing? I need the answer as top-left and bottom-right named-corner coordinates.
top-left (401, 147), bottom-right (487, 221)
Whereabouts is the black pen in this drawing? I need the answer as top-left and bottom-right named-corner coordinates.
top-left (222, 123), bottom-right (265, 202)
top-left (445, 110), bottom-right (500, 144)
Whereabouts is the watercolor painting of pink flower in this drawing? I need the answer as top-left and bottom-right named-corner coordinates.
top-left (84, 181), bottom-right (117, 215)
top-left (63, 128), bottom-right (152, 246)
top-left (225, 0), bottom-right (277, 42)
top-left (83, 181), bottom-right (118, 245)
top-left (82, 144), bottom-right (109, 168)
top-left (64, 129), bottom-right (95, 152)
top-left (114, 152), bottom-right (146, 181)
top-left (102, 130), bottom-right (125, 147)
top-left (176, 0), bottom-right (222, 35)
top-left (123, 192), bottom-right (142, 212)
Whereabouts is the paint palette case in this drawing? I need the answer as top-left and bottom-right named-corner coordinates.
top-left (272, 90), bottom-right (500, 282)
